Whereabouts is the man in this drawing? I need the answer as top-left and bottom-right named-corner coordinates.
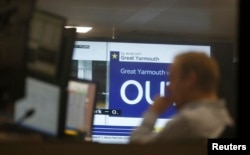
top-left (129, 51), bottom-right (234, 144)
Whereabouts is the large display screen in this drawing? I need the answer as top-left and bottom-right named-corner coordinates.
top-left (72, 41), bottom-right (210, 144)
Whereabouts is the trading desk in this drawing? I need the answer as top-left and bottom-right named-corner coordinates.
top-left (0, 139), bottom-right (207, 155)
top-left (0, 115), bottom-right (207, 155)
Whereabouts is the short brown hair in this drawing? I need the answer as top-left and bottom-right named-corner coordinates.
top-left (175, 51), bottom-right (220, 93)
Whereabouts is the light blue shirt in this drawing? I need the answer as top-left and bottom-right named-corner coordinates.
top-left (129, 99), bottom-right (234, 144)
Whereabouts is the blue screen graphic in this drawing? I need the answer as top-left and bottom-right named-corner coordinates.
top-left (73, 41), bottom-right (211, 144)
top-left (109, 51), bottom-right (176, 118)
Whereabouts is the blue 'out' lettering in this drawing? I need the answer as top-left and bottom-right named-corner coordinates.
top-left (120, 80), bottom-right (169, 105)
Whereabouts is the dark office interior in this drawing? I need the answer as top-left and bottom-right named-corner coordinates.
top-left (1, 0), bottom-right (241, 154)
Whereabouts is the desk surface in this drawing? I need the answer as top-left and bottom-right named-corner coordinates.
top-left (0, 115), bottom-right (207, 155)
top-left (0, 140), bottom-right (208, 155)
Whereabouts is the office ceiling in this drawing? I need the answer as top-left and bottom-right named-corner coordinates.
top-left (36, 0), bottom-right (238, 42)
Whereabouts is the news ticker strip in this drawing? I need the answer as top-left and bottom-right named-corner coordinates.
top-left (94, 109), bottom-right (121, 116)
top-left (207, 139), bottom-right (249, 155)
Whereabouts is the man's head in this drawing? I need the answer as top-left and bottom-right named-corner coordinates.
top-left (167, 51), bottom-right (220, 109)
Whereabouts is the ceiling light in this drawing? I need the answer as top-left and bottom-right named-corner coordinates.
top-left (65, 26), bottom-right (92, 33)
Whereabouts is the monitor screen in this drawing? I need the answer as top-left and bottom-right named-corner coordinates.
top-left (64, 78), bottom-right (98, 140)
top-left (14, 77), bottom-right (61, 137)
top-left (13, 27), bottom-right (77, 138)
top-left (72, 40), bottom-right (211, 144)
top-left (27, 10), bottom-right (66, 81)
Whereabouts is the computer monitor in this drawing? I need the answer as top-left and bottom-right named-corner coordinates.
top-left (14, 76), bottom-right (61, 137)
top-left (72, 40), bottom-right (236, 143)
top-left (13, 20), bottom-right (76, 138)
top-left (26, 9), bottom-right (66, 83)
top-left (72, 40), bottom-right (211, 144)
top-left (13, 28), bottom-right (77, 138)
top-left (64, 78), bottom-right (98, 141)
top-left (0, 0), bottom-right (35, 114)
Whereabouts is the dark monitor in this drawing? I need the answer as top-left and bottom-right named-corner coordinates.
top-left (64, 78), bottom-right (98, 141)
top-left (0, 0), bottom-right (35, 114)
top-left (13, 27), bottom-right (77, 138)
top-left (26, 9), bottom-right (66, 84)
